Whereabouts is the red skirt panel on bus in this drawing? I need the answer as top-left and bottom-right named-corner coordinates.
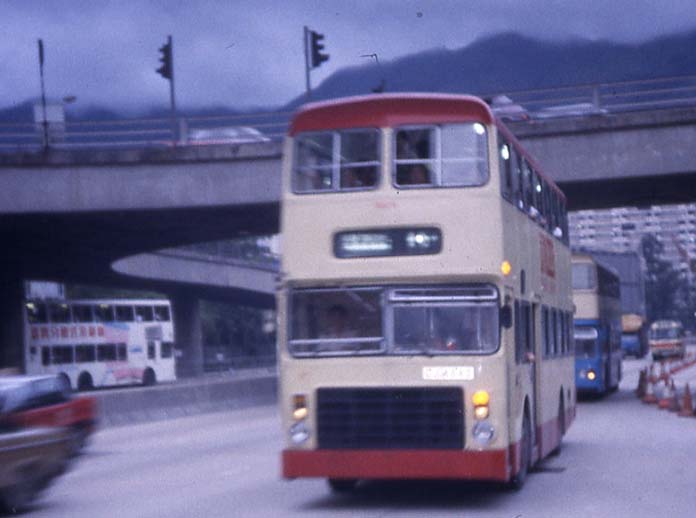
top-left (283, 448), bottom-right (512, 481)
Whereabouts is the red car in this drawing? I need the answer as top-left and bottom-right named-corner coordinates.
top-left (0, 375), bottom-right (98, 453)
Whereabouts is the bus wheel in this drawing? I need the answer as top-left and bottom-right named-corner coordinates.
top-left (551, 396), bottom-right (565, 457)
top-left (327, 479), bottom-right (358, 493)
top-left (509, 412), bottom-right (531, 490)
top-left (142, 368), bottom-right (156, 386)
top-left (77, 372), bottom-right (94, 392)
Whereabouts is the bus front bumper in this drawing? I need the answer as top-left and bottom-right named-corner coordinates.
top-left (282, 448), bottom-right (511, 482)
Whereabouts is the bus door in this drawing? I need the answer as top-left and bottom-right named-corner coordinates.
top-left (530, 302), bottom-right (540, 457)
top-left (515, 300), bottom-right (537, 456)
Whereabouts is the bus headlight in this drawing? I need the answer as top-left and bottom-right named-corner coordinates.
top-left (472, 390), bottom-right (490, 420)
top-left (472, 421), bottom-right (495, 445)
top-left (292, 394), bottom-right (308, 420)
top-left (289, 421), bottom-right (310, 444)
top-left (474, 406), bottom-right (489, 420)
top-left (587, 370), bottom-right (596, 381)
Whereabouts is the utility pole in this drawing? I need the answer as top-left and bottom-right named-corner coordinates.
top-left (37, 39), bottom-right (49, 151)
top-left (303, 26), bottom-right (311, 99)
top-left (156, 35), bottom-right (178, 143)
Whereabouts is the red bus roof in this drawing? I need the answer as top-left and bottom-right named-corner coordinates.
top-left (290, 93), bottom-right (495, 135)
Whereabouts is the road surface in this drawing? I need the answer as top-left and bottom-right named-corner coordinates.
top-left (19, 355), bottom-right (696, 518)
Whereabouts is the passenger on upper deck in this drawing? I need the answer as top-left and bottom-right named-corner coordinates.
top-left (341, 166), bottom-right (377, 188)
top-left (398, 164), bottom-right (431, 185)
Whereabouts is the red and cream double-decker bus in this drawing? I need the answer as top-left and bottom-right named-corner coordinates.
top-left (278, 94), bottom-right (575, 491)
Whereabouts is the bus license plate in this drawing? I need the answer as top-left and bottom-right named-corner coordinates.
top-left (422, 366), bottom-right (474, 381)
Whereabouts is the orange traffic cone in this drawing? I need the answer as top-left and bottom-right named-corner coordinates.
top-left (642, 377), bottom-right (658, 404)
top-left (635, 369), bottom-right (647, 398)
top-left (659, 361), bottom-right (669, 382)
top-left (678, 383), bottom-right (694, 417)
top-left (658, 379), bottom-right (673, 409)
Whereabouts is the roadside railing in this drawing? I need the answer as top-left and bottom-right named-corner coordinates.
top-left (3, 75), bottom-right (696, 151)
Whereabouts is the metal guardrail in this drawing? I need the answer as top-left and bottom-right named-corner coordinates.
top-left (0, 109), bottom-right (292, 152)
top-left (3, 75), bottom-right (696, 151)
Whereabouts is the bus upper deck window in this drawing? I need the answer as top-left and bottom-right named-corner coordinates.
top-left (135, 306), bottom-right (154, 322)
top-left (95, 304), bottom-right (115, 322)
top-left (48, 303), bottom-right (71, 323)
top-left (115, 305), bottom-right (135, 322)
top-left (154, 305), bottom-right (170, 321)
top-left (394, 124), bottom-right (488, 188)
top-left (72, 304), bottom-right (94, 323)
top-left (26, 302), bottom-right (48, 324)
top-left (293, 129), bottom-right (380, 193)
top-left (440, 124), bottom-right (488, 186)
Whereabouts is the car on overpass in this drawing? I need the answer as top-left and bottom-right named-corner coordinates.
top-left (187, 126), bottom-right (270, 145)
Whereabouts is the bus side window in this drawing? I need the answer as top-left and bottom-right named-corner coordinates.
top-left (95, 304), bottom-right (114, 322)
top-left (513, 152), bottom-right (525, 212)
top-left (115, 306), bottom-right (135, 322)
top-left (48, 303), bottom-right (71, 323)
top-left (154, 306), bottom-right (170, 322)
top-left (42, 347), bottom-right (51, 366)
top-left (135, 306), bottom-right (154, 322)
top-left (76, 345), bottom-right (96, 363)
top-left (499, 140), bottom-right (513, 202)
top-left (541, 306), bottom-right (549, 358)
top-left (531, 171), bottom-right (544, 224)
top-left (521, 159), bottom-right (534, 215)
top-left (525, 302), bottom-right (535, 361)
top-left (554, 309), bottom-right (563, 356)
top-left (117, 343), bottom-right (127, 361)
top-left (72, 304), bottom-right (94, 323)
top-left (97, 344), bottom-right (117, 362)
top-left (26, 302), bottom-right (48, 324)
top-left (147, 341), bottom-right (156, 360)
top-left (161, 342), bottom-right (174, 359)
top-left (52, 346), bottom-right (74, 365)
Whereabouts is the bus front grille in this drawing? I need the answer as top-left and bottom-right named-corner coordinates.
top-left (316, 387), bottom-right (464, 449)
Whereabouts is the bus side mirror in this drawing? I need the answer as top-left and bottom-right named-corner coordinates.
top-left (500, 305), bottom-right (512, 329)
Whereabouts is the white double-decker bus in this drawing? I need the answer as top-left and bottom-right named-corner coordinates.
top-left (278, 94), bottom-right (575, 490)
top-left (24, 298), bottom-right (176, 390)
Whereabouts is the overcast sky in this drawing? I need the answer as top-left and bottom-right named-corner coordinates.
top-left (3, 1), bottom-right (696, 113)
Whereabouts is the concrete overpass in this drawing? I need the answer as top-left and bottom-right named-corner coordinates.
top-left (2, 104), bottom-right (696, 373)
top-left (0, 142), bottom-right (281, 374)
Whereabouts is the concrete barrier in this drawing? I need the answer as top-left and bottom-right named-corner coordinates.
top-left (90, 371), bottom-right (278, 427)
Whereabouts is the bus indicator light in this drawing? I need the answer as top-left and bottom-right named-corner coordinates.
top-left (472, 390), bottom-right (490, 406)
top-left (501, 260), bottom-right (512, 276)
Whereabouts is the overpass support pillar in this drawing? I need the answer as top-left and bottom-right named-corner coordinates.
top-left (171, 293), bottom-right (204, 378)
top-left (0, 280), bottom-right (25, 373)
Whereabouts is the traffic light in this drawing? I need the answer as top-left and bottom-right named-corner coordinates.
top-left (156, 37), bottom-right (172, 80)
top-left (310, 30), bottom-right (329, 68)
